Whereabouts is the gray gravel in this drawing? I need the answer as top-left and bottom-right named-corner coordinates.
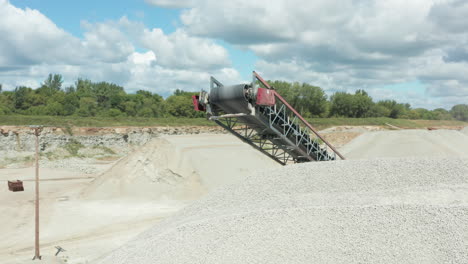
top-left (340, 129), bottom-right (468, 159)
top-left (99, 157), bottom-right (468, 264)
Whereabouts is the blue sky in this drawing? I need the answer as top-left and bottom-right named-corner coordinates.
top-left (10, 0), bottom-right (180, 35)
top-left (9, 0), bottom-right (257, 80)
top-left (1, 0), bottom-right (468, 109)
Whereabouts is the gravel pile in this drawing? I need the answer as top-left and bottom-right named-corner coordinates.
top-left (99, 157), bottom-right (468, 264)
top-left (340, 129), bottom-right (468, 159)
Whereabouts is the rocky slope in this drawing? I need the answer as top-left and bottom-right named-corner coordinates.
top-left (0, 126), bottom-right (225, 152)
top-left (0, 126), bottom-right (225, 170)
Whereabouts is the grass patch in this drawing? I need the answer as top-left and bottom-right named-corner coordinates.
top-left (41, 151), bottom-right (58, 160)
top-left (63, 123), bottom-right (74, 136)
top-left (410, 119), bottom-right (468, 127)
top-left (0, 115), bottom-right (214, 127)
top-left (93, 146), bottom-right (116, 155)
top-left (64, 139), bottom-right (84, 156)
top-left (0, 115), bottom-right (466, 130)
top-left (1, 155), bottom-right (34, 166)
top-left (306, 117), bottom-right (468, 130)
top-left (96, 155), bottom-right (121, 161)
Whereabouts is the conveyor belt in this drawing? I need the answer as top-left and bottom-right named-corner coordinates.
top-left (193, 71), bottom-right (344, 165)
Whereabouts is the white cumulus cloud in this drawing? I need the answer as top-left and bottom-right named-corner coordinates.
top-left (178, 0), bottom-right (468, 108)
top-left (0, 1), bottom-right (240, 97)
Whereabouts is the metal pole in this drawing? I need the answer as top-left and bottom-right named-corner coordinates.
top-left (33, 127), bottom-right (41, 260)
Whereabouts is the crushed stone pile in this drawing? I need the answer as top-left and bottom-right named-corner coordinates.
top-left (99, 157), bottom-right (468, 264)
top-left (340, 129), bottom-right (468, 159)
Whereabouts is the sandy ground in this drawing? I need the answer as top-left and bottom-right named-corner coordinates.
top-left (3, 127), bottom-right (468, 263)
top-left (462, 126), bottom-right (468, 135)
top-left (0, 166), bottom-right (177, 264)
top-left (0, 134), bottom-right (278, 264)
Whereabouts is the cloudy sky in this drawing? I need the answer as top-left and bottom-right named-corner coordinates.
top-left (1, 0), bottom-right (467, 109)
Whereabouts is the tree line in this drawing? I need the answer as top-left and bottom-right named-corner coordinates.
top-left (270, 80), bottom-right (468, 121)
top-left (0, 74), bottom-right (203, 118)
top-left (0, 74), bottom-right (467, 121)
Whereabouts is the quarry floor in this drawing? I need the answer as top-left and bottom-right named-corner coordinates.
top-left (0, 126), bottom-right (467, 263)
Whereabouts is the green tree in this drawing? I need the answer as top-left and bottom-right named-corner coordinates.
top-left (271, 81), bottom-right (327, 117)
top-left (45, 102), bottom-right (66, 116)
top-left (93, 82), bottom-right (125, 110)
top-left (99, 108), bottom-right (125, 117)
top-left (63, 93), bottom-right (79, 115)
top-left (0, 91), bottom-right (14, 114)
top-left (13, 86), bottom-right (34, 110)
top-left (165, 95), bottom-right (194, 117)
top-left (406, 109), bottom-right (421, 119)
top-left (329, 92), bottom-right (354, 117)
top-left (352, 90), bottom-right (374, 117)
top-left (137, 107), bottom-right (154, 117)
top-left (77, 97), bottom-right (98, 117)
top-left (292, 83), bottom-right (328, 117)
top-left (0, 89), bottom-right (9, 115)
top-left (44, 74), bottom-right (63, 91)
top-left (269, 81), bottom-right (292, 101)
top-left (38, 74), bottom-right (63, 96)
top-left (76, 79), bottom-right (94, 98)
top-left (377, 100), bottom-right (407, 119)
top-left (122, 100), bottom-right (137, 116)
top-left (165, 90), bottom-right (203, 118)
top-left (413, 108), bottom-right (434, 119)
top-left (329, 90), bottom-right (374, 118)
top-left (25, 105), bottom-right (47, 115)
top-left (451, 104), bottom-right (468, 121)
top-left (432, 108), bottom-right (452, 120)
top-left (151, 93), bottom-right (165, 117)
top-left (369, 104), bottom-right (391, 117)
top-left (132, 90), bottom-right (165, 117)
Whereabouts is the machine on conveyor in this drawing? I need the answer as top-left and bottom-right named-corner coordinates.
top-left (192, 71), bottom-right (345, 165)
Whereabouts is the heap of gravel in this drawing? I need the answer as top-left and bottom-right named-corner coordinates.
top-left (99, 158), bottom-right (468, 264)
top-left (340, 129), bottom-right (468, 159)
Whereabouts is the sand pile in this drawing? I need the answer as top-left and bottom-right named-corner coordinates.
top-left (340, 129), bottom-right (468, 159)
top-left (82, 134), bottom-right (279, 201)
top-left (99, 157), bottom-right (468, 264)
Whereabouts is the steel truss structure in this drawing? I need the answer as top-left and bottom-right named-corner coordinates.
top-left (214, 100), bottom-right (342, 165)
top-left (215, 117), bottom-right (296, 165)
